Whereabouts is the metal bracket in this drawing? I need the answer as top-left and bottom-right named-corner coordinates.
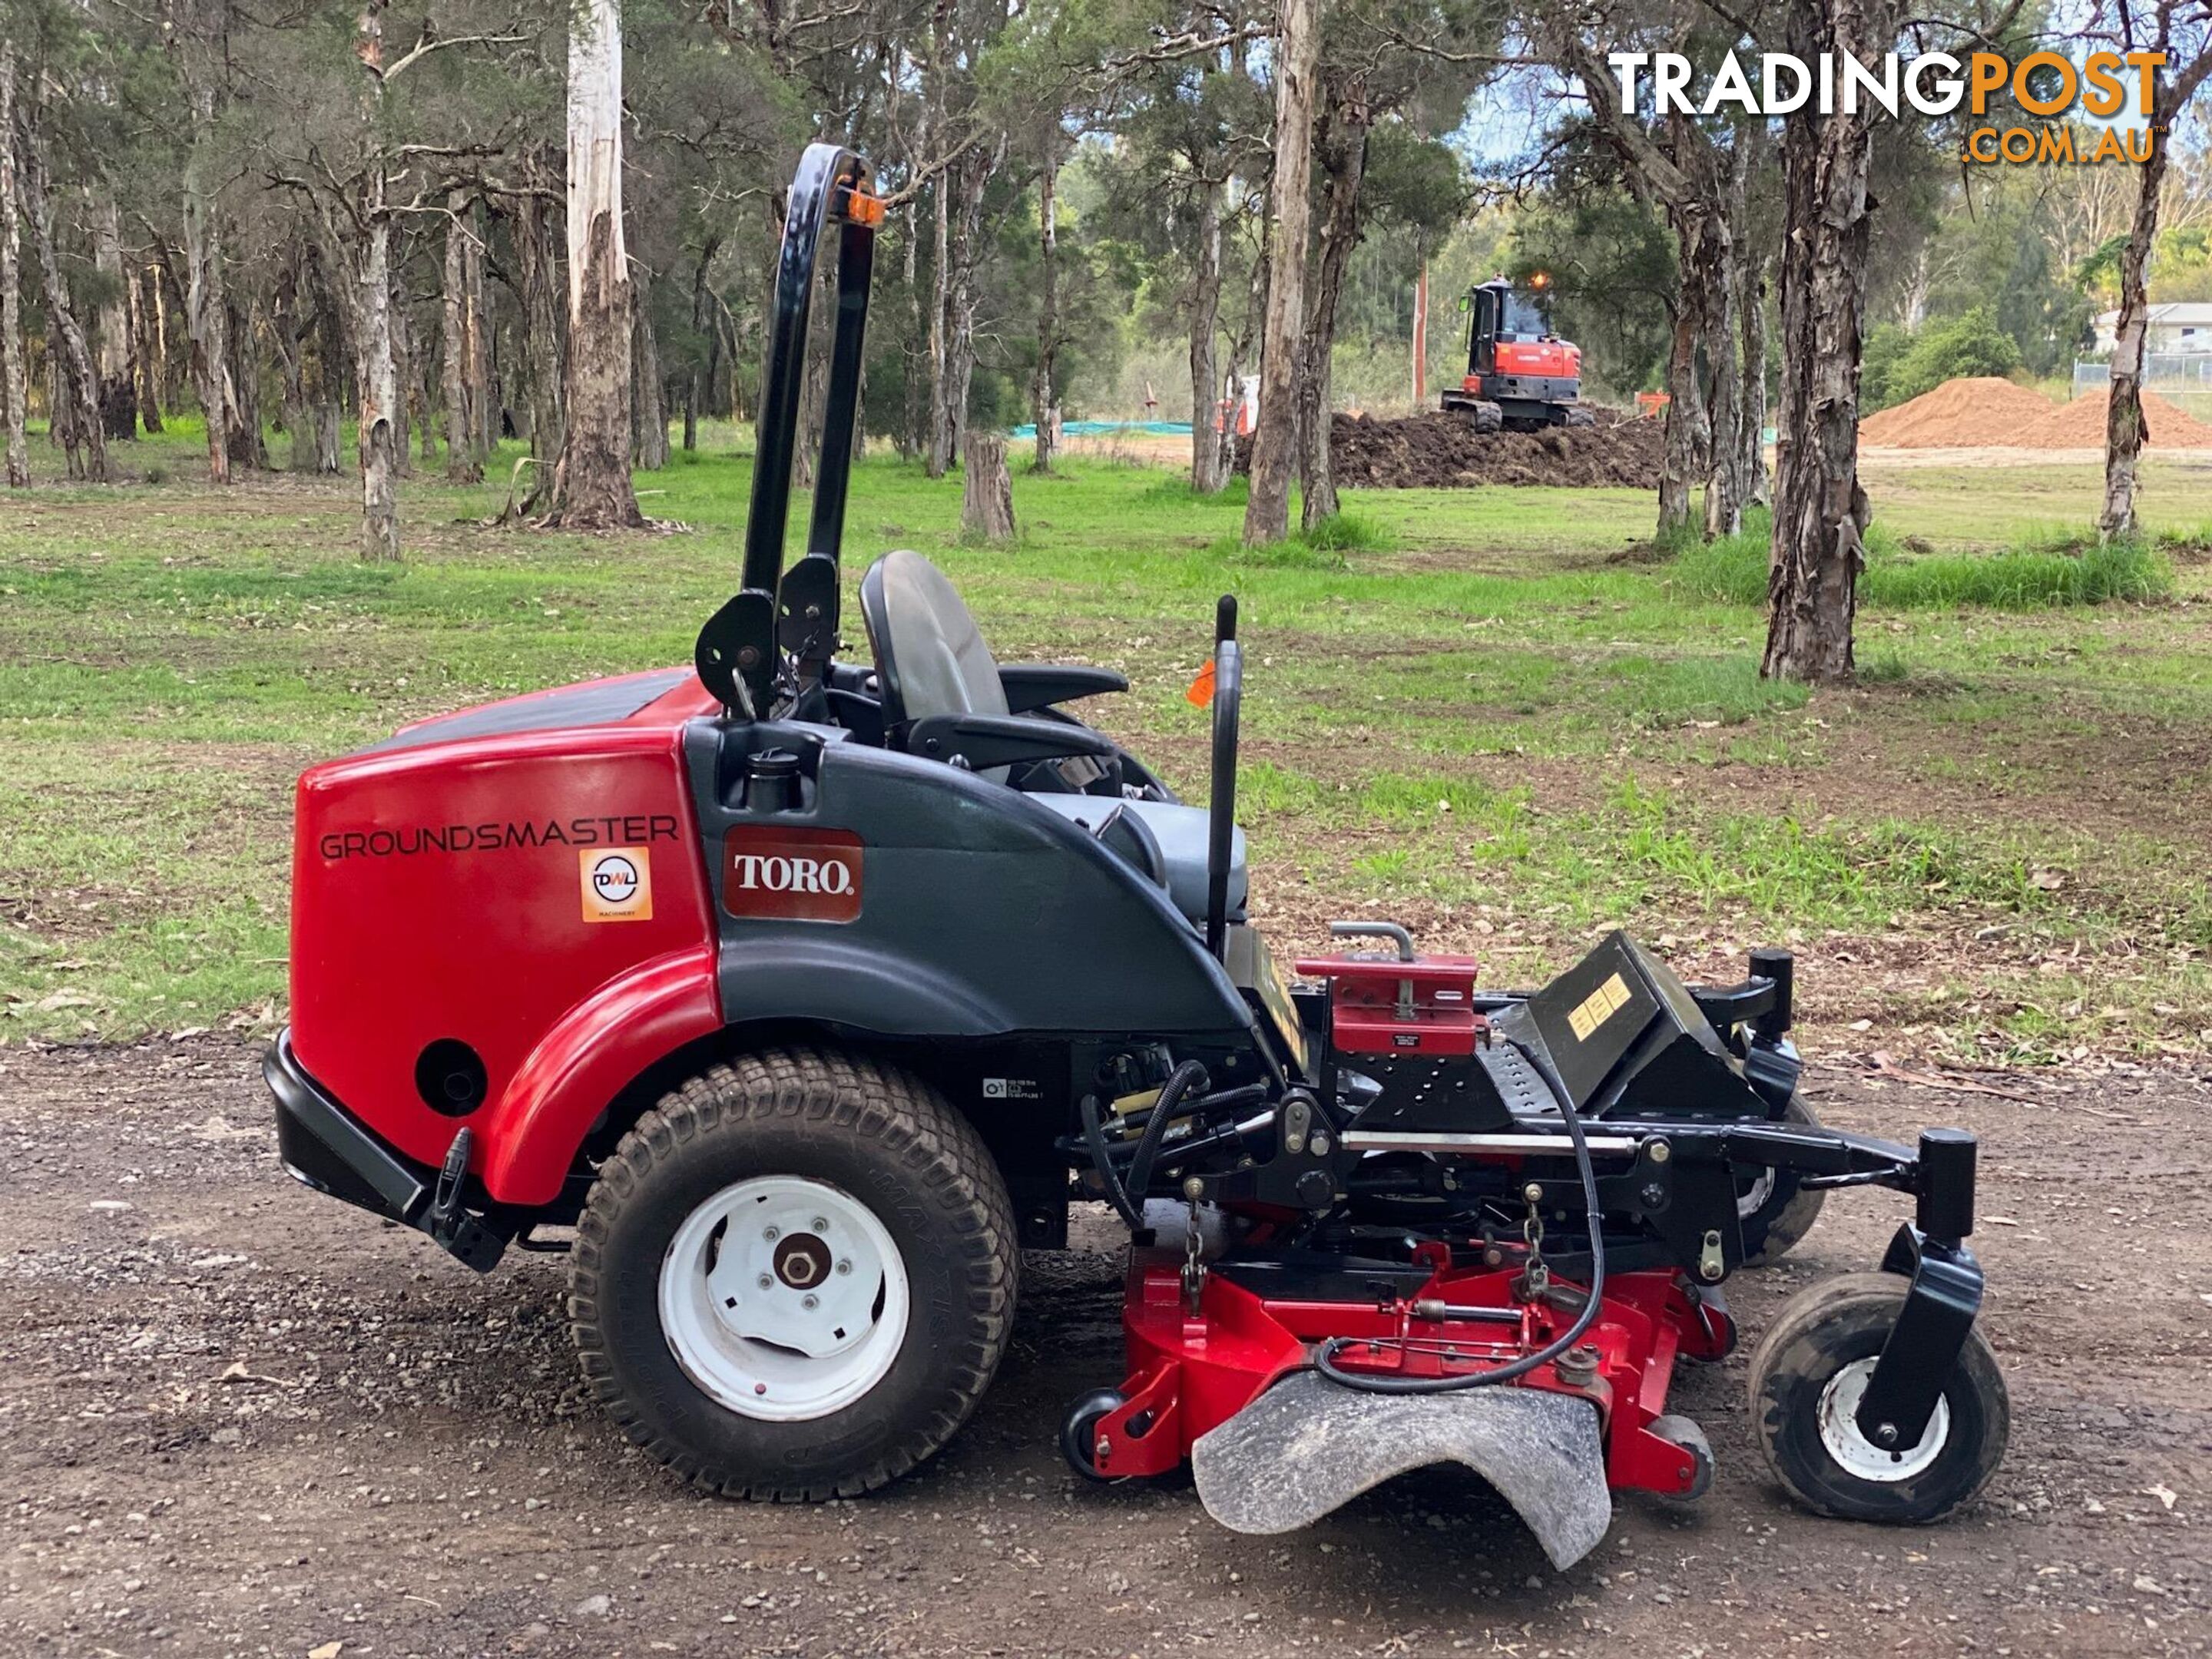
top-left (423, 1128), bottom-right (506, 1274)
top-left (1856, 1222), bottom-right (1985, 1449)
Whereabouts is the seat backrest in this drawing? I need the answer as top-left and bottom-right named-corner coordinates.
top-left (859, 550), bottom-right (1009, 730)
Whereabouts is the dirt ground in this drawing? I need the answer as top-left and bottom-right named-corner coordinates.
top-left (3, 1039), bottom-right (2208, 1659)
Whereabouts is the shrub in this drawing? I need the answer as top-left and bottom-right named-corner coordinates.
top-left (1876, 308), bottom-right (2024, 410)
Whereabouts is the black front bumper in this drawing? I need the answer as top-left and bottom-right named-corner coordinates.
top-left (265, 1031), bottom-right (507, 1272)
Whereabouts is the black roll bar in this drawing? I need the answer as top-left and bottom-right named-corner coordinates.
top-left (695, 143), bottom-right (881, 715)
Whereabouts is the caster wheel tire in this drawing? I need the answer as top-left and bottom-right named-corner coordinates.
top-left (1737, 1095), bottom-right (1827, 1266)
top-left (568, 1047), bottom-right (1018, 1501)
top-left (1649, 1413), bottom-right (1714, 1502)
top-left (1061, 1388), bottom-right (1127, 1482)
top-left (1748, 1273), bottom-right (2008, 1525)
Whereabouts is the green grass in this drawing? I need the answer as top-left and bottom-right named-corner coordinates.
top-left (1674, 508), bottom-right (2175, 611)
top-left (4, 416), bottom-right (2212, 1061)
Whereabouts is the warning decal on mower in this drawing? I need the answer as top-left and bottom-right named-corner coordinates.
top-left (581, 847), bottom-right (654, 922)
top-left (722, 826), bottom-right (864, 923)
top-left (1566, 972), bottom-right (1633, 1042)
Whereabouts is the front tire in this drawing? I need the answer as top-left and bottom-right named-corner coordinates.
top-left (1748, 1273), bottom-right (2008, 1524)
top-left (1737, 1095), bottom-right (1826, 1265)
top-left (568, 1048), bottom-right (1017, 1501)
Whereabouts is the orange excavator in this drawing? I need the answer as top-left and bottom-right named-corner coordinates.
top-left (1441, 274), bottom-right (1594, 432)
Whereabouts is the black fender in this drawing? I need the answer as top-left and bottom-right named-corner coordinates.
top-left (685, 720), bottom-right (1256, 1042)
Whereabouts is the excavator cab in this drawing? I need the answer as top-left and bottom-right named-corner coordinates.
top-left (1443, 274), bottom-right (1591, 432)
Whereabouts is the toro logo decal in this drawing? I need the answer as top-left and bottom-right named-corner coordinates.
top-left (581, 847), bottom-right (654, 923)
top-left (723, 827), bottom-right (863, 923)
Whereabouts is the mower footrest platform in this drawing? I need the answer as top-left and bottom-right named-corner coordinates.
top-left (1190, 1371), bottom-right (1612, 1569)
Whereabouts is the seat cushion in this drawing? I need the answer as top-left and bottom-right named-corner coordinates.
top-left (1029, 795), bottom-right (1247, 925)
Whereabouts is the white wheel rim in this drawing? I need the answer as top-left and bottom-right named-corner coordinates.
top-left (1816, 1356), bottom-right (1950, 1482)
top-left (657, 1175), bottom-right (910, 1423)
top-left (1737, 1167), bottom-right (1776, 1220)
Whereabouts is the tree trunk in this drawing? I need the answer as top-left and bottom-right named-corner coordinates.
top-left (1220, 224), bottom-right (1267, 489)
top-left (962, 429), bottom-right (1015, 541)
top-left (1763, 0), bottom-right (1890, 684)
top-left (1700, 247), bottom-right (1743, 538)
top-left (2101, 131), bottom-right (2170, 538)
top-left (18, 124), bottom-right (108, 482)
top-left (442, 201), bottom-right (482, 482)
top-left (225, 296), bottom-right (267, 471)
top-left (1188, 175), bottom-right (1225, 494)
top-left (1031, 145), bottom-right (1061, 475)
top-left (1298, 76), bottom-right (1369, 531)
top-left (177, 2), bottom-right (236, 485)
top-left (1741, 254), bottom-right (1771, 508)
top-left (463, 201), bottom-right (492, 459)
top-left (129, 260), bottom-right (166, 432)
top-left (683, 233), bottom-right (716, 454)
top-left (273, 252), bottom-right (313, 471)
top-left (515, 177), bottom-right (566, 476)
top-left (1243, 0), bottom-right (1320, 546)
top-left (353, 212), bottom-right (400, 558)
top-left (0, 41), bottom-right (28, 488)
top-left (1657, 250), bottom-right (1710, 538)
top-left (928, 144), bottom-right (998, 479)
top-left (545, 0), bottom-right (643, 528)
top-left (310, 248), bottom-right (345, 475)
top-left (91, 192), bottom-right (135, 440)
top-left (388, 253), bottom-right (415, 480)
top-left (633, 281), bottom-right (667, 469)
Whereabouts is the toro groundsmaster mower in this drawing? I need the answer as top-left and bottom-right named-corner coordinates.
top-left (266, 145), bottom-right (2007, 1569)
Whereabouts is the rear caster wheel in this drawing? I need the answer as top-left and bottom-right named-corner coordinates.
top-left (1060, 1388), bottom-right (1127, 1482)
top-left (1749, 1273), bottom-right (2008, 1524)
top-left (568, 1047), bottom-right (1018, 1501)
top-left (1649, 1413), bottom-right (1714, 1501)
top-left (1737, 1095), bottom-right (1826, 1265)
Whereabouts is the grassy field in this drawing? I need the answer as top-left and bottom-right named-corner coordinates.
top-left (4, 419), bottom-right (2211, 1064)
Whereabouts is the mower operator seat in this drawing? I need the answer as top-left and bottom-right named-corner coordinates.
top-left (857, 548), bottom-right (1247, 930)
top-left (859, 548), bottom-right (1012, 746)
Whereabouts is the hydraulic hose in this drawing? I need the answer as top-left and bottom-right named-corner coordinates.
top-left (1123, 1061), bottom-right (1210, 1210)
top-left (1080, 1060), bottom-right (1210, 1232)
top-left (1314, 1036), bottom-right (1608, 1394)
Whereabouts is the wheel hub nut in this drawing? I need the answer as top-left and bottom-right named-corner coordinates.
top-left (773, 1232), bottom-right (834, 1290)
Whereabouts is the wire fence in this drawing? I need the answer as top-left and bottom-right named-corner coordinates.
top-left (2073, 355), bottom-right (2212, 415)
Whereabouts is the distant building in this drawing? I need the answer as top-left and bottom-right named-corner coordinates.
top-left (2092, 301), bottom-right (2212, 354)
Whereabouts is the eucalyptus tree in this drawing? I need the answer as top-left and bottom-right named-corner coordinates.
top-left (2095, 0), bottom-right (2212, 537)
top-left (1295, 0), bottom-right (1498, 525)
top-left (259, 0), bottom-right (540, 556)
top-left (541, 0), bottom-right (644, 527)
top-left (1243, 0), bottom-right (1321, 545)
top-left (0, 40), bottom-right (26, 487)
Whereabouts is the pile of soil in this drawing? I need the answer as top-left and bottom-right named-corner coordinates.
top-left (2013, 386), bottom-right (2212, 450)
top-left (1860, 374), bottom-right (2212, 450)
top-left (1859, 377), bottom-right (2058, 447)
top-left (1238, 408), bottom-right (1667, 488)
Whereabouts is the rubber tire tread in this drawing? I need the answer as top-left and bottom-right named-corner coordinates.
top-left (567, 1047), bottom-right (1018, 1502)
top-left (1747, 1272), bottom-right (2008, 1524)
top-left (1740, 1095), bottom-right (1828, 1267)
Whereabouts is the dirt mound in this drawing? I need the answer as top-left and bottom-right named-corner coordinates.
top-left (1859, 377), bottom-right (2058, 448)
top-left (1859, 375), bottom-right (2212, 450)
top-left (1243, 408), bottom-right (1665, 488)
top-left (2012, 387), bottom-right (2212, 450)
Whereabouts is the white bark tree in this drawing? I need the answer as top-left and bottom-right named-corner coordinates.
top-left (0, 41), bottom-right (27, 488)
top-left (543, 0), bottom-right (644, 528)
top-left (1242, 0), bottom-right (1320, 545)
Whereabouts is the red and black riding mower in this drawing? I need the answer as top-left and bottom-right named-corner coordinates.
top-left (265, 146), bottom-right (2008, 1569)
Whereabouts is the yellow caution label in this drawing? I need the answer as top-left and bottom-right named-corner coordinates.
top-left (1566, 972), bottom-right (1632, 1042)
